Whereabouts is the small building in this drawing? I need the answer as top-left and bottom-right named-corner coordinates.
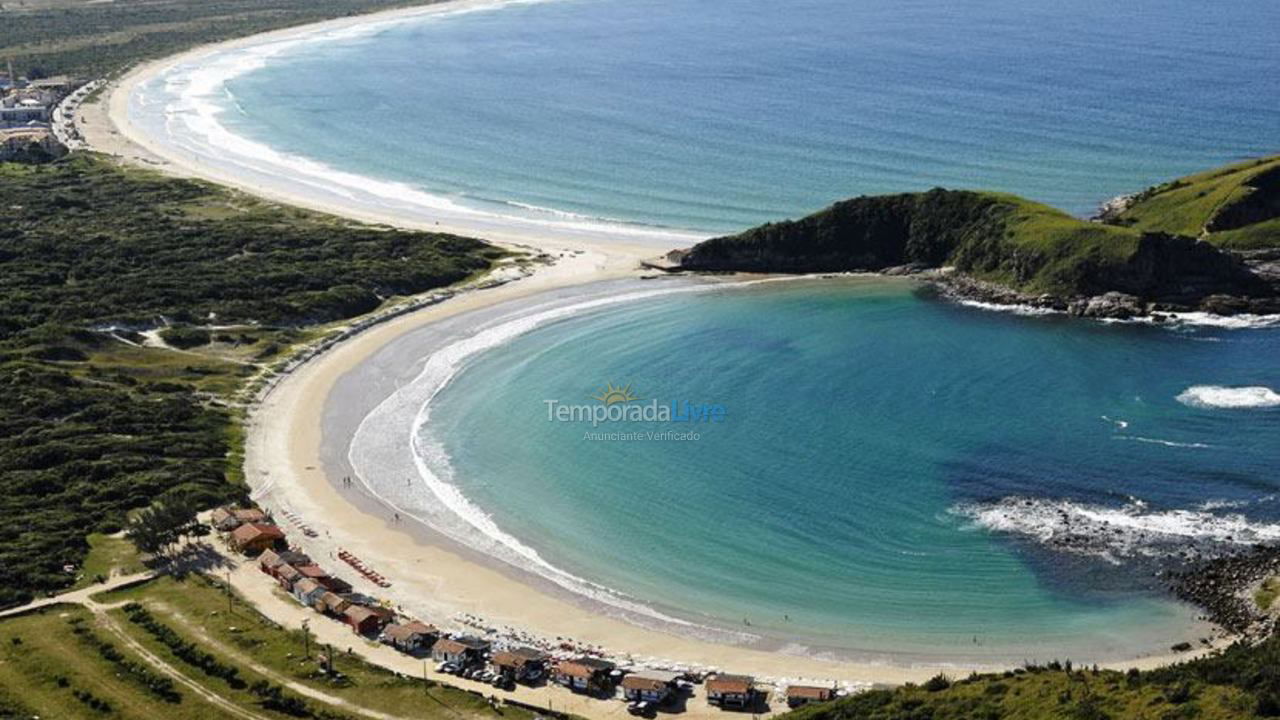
top-left (490, 647), bottom-right (549, 683)
top-left (705, 674), bottom-right (758, 710)
top-left (620, 671), bottom-right (679, 705)
top-left (212, 507), bottom-right (268, 532)
top-left (431, 636), bottom-right (490, 666)
top-left (257, 549), bottom-right (283, 574)
top-left (229, 523), bottom-right (285, 555)
top-left (553, 657), bottom-right (616, 695)
top-left (292, 577), bottom-right (326, 607)
top-left (342, 605), bottom-right (393, 636)
top-left (786, 685), bottom-right (835, 708)
top-left (275, 564), bottom-right (303, 590)
top-left (316, 591), bottom-right (351, 617)
top-left (382, 621), bottom-right (439, 653)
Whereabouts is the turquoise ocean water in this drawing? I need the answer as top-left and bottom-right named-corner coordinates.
top-left (422, 280), bottom-right (1280, 659)
top-left (175, 0), bottom-right (1280, 658)
top-left (219, 0), bottom-right (1280, 232)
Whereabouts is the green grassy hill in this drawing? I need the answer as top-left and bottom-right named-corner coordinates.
top-left (1110, 156), bottom-right (1280, 249)
top-left (681, 156), bottom-right (1280, 313)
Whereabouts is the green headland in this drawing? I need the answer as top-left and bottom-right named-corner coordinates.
top-left (680, 156), bottom-right (1280, 318)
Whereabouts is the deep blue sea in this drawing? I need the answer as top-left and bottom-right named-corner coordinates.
top-left (423, 279), bottom-right (1280, 660)
top-left (165, 0), bottom-right (1280, 660)
top-left (218, 0), bottom-right (1280, 233)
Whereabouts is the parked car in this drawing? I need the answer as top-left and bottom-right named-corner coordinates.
top-left (628, 701), bottom-right (655, 717)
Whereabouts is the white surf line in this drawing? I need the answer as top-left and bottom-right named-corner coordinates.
top-left (347, 279), bottom-right (781, 643)
top-left (345, 273), bottom-right (878, 642)
top-left (128, 0), bottom-right (709, 248)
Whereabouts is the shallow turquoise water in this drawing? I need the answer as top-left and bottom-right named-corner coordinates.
top-left (222, 0), bottom-right (1280, 233)
top-left (425, 281), bottom-right (1280, 659)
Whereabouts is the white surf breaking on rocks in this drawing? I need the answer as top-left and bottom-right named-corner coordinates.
top-left (954, 299), bottom-right (1280, 329)
top-left (953, 496), bottom-right (1280, 565)
top-left (1176, 385), bottom-right (1280, 409)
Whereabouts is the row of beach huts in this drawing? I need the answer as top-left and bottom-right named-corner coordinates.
top-left (214, 506), bottom-right (840, 715)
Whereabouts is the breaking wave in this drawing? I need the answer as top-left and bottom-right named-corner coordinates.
top-left (952, 496), bottom-right (1280, 564)
top-left (1112, 435), bottom-right (1214, 449)
top-left (1176, 385), bottom-right (1280, 409)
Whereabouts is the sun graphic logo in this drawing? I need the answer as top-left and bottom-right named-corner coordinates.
top-left (593, 382), bottom-right (639, 405)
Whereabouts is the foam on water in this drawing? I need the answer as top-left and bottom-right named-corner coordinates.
top-left (1112, 435), bottom-right (1214, 449)
top-left (957, 299), bottom-right (1280, 330)
top-left (1176, 385), bottom-right (1280, 409)
top-left (954, 497), bottom-right (1280, 564)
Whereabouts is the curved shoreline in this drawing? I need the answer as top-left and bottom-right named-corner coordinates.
top-left (85, 0), bottom-right (706, 252)
top-left (78, 0), bottom-right (1234, 695)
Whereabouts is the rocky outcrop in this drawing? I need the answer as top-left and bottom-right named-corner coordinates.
top-left (1166, 546), bottom-right (1280, 640)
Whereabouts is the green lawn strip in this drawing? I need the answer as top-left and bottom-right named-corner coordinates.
top-left (0, 604), bottom-right (244, 719)
top-left (68, 532), bottom-right (147, 591)
top-left (105, 574), bottom-right (510, 720)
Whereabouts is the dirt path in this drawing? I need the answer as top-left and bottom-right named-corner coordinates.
top-left (0, 570), bottom-right (155, 620)
top-left (167, 607), bottom-right (460, 720)
top-left (92, 605), bottom-right (274, 720)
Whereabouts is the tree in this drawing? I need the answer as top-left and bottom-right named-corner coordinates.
top-left (125, 496), bottom-right (202, 558)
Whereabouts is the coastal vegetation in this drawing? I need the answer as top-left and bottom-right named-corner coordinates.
top-left (788, 637), bottom-right (1280, 720)
top-left (0, 0), bottom-right (444, 80)
top-left (0, 153), bottom-right (499, 607)
top-left (680, 156), bottom-right (1280, 317)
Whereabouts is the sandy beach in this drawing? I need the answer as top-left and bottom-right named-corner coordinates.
top-left (72, 0), bottom-right (1234, 711)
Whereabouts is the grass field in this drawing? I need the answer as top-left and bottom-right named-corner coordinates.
top-left (100, 573), bottom-right (516, 720)
top-left (68, 532), bottom-right (147, 591)
top-left (1116, 156), bottom-right (1280, 246)
top-left (0, 569), bottom-right (533, 720)
top-left (0, 604), bottom-right (246, 719)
